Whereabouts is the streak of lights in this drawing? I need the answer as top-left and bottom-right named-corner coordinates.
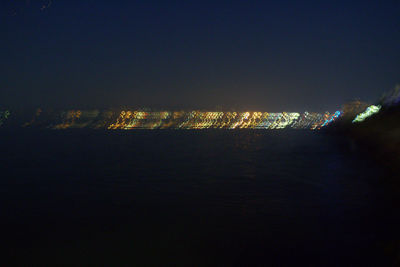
top-left (352, 105), bottom-right (381, 123)
top-left (105, 110), bottom-right (340, 130)
top-left (320, 111), bottom-right (341, 128)
top-left (11, 109), bottom-right (342, 130)
top-left (53, 110), bottom-right (82, 129)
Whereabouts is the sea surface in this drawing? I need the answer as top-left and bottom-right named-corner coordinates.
top-left (1, 130), bottom-right (400, 266)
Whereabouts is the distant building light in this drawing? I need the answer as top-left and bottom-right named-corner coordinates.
top-left (352, 105), bottom-right (381, 123)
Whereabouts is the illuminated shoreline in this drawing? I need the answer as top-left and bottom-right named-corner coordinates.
top-left (0, 109), bottom-right (342, 130)
top-left (108, 111), bottom-right (341, 130)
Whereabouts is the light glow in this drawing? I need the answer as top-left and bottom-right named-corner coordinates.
top-left (352, 105), bottom-right (381, 123)
top-left (105, 110), bottom-right (340, 130)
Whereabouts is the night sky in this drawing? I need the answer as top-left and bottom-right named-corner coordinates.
top-left (1, 0), bottom-right (399, 111)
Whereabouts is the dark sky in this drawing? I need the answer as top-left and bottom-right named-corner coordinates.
top-left (1, 0), bottom-right (399, 111)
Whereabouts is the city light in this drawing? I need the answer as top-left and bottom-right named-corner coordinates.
top-left (105, 110), bottom-right (341, 130)
top-left (352, 105), bottom-right (381, 123)
top-left (0, 109), bottom-right (343, 130)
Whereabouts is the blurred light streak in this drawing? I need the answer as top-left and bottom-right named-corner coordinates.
top-left (11, 109), bottom-right (342, 130)
top-left (352, 105), bottom-right (381, 123)
top-left (104, 111), bottom-right (340, 130)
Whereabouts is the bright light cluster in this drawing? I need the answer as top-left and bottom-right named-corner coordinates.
top-left (15, 109), bottom-right (341, 130)
top-left (352, 105), bottom-right (381, 123)
top-left (107, 110), bottom-right (341, 130)
top-left (321, 111), bottom-right (341, 128)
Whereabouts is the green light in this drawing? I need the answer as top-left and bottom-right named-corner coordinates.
top-left (352, 105), bottom-right (381, 123)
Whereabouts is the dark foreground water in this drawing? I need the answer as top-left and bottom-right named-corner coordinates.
top-left (1, 130), bottom-right (400, 266)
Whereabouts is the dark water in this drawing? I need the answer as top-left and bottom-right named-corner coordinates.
top-left (1, 130), bottom-right (400, 266)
